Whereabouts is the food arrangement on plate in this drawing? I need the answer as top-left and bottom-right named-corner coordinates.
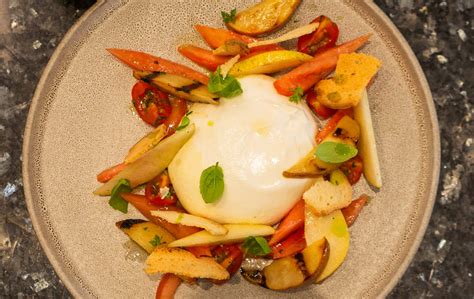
top-left (93, 0), bottom-right (383, 297)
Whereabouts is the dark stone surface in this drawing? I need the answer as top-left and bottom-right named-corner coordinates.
top-left (0, 0), bottom-right (472, 297)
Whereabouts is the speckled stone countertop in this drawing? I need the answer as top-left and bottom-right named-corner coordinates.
top-left (0, 0), bottom-right (472, 298)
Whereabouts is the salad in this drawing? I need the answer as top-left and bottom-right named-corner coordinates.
top-left (94, 0), bottom-right (382, 297)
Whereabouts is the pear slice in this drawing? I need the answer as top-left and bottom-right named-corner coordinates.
top-left (168, 224), bottom-right (275, 247)
top-left (124, 124), bottom-right (167, 164)
top-left (229, 50), bottom-right (312, 77)
top-left (354, 89), bottom-right (382, 188)
top-left (304, 207), bottom-right (350, 282)
top-left (94, 124), bottom-right (195, 195)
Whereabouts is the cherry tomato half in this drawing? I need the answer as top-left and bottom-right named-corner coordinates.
top-left (212, 244), bottom-right (243, 276)
top-left (297, 15), bottom-right (339, 56)
top-left (132, 81), bottom-right (172, 127)
top-left (340, 155), bottom-right (363, 185)
top-left (145, 172), bottom-right (177, 206)
top-left (306, 87), bottom-right (336, 119)
top-left (163, 97), bottom-right (187, 134)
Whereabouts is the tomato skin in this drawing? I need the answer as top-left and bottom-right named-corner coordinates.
top-left (145, 172), bottom-right (177, 206)
top-left (306, 88), bottom-right (336, 119)
top-left (132, 81), bottom-right (172, 127)
top-left (342, 194), bottom-right (369, 227)
top-left (212, 244), bottom-right (243, 278)
top-left (340, 155), bottom-right (364, 185)
top-left (163, 98), bottom-right (187, 135)
top-left (297, 16), bottom-right (339, 55)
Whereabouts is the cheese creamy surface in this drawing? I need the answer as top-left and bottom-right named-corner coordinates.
top-left (168, 75), bottom-right (317, 224)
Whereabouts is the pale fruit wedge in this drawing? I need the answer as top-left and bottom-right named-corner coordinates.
top-left (229, 50), bottom-right (312, 77)
top-left (150, 211), bottom-right (228, 236)
top-left (263, 256), bottom-right (306, 290)
top-left (116, 220), bottom-right (175, 254)
top-left (94, 124), bottom-right (195, 195)
top-left (304, 206), bottom-right (350, 282)
top-left (146, 247), bottom-right (229, 280)
top-left (168, 224), bottom-right (275, 247)
top-left (124, 124), bottom-right (167, 164)
top-left (354, 89), bottom-right (382, 188)
top-left (302, 238), bottom-right (329, 277)
top-left (226, 0), bottom-right (301, 37)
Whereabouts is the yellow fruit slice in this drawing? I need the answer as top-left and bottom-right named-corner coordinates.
top-left (94, 124), bottom-right (195, 195)
top-left (354, 89), bottom-right (382, 188)
top-left (229, 50), bottom-right (312, 77)
top-left (304, 206), bottom-right (350, 282)
top-left (168, 224), bottom-right (275, 247)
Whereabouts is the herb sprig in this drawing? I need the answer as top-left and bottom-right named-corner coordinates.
top-left (289, 86), bottom-right (304, 103)
top-left (208, 67), bottom-right (243, 98)
top-left (221, 8), bottom-right (237, 23)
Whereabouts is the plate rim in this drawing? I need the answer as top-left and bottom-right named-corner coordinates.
top-left (22, 0), bottom-right (440, 298)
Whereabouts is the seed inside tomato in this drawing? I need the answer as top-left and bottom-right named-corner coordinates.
top-left (132, 81), bottom-right (172, 127)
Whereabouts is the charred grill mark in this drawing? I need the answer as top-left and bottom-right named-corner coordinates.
top-left (116, 219), bottom-right (146, 229)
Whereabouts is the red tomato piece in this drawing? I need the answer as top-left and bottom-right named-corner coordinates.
top-left (132, 81), bottom-right (171, 127)
top-left (145, 172), bottom-right (177, 206)
top-left (163, 98), bottom-right (187, 135)
top-left (340, 155), bottom-right (364, 185)
top-left (305, 87), bottom-right (336, 119)
top-left (213, 244), bottom-right (244, 276)
top-left (342, 194), bottom-right (369, 227)
top-left (297, 15), bottom-right (339, 55)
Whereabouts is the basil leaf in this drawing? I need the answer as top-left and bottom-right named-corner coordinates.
top-left (109, 179), bottom-right (132, 213)
top-left (200, 162), bottom-right (225, 203)
top-left (177, 111), bottom-right (192, 131)
top-left (242, 236), bottom-right (272, 256)
top-left (315, 141), bottom-right (358, 163)
top-left (221, 8), bottom-right (237, 23)
top-left (289, 86), bottom-right (304, 103)
top-left (208, 67), bottom-right (242, 98)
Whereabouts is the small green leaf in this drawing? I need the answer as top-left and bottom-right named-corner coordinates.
top-left (109, 179), bottom-right (132, 213)
top-left (289, 86), bottom-right (304, 103)
top-left (315, 141), bottom-right (358, 163)
top-left (177, 111), bottom-right (192, 131)
top-left (221, 8), bottom-right (237, 23)
top-left (242, 236), bottom-right (272, 256)
top-left (149, 235), bottom-right (161, 247)
top-left (208, 67), bottom-right (243, 98)
top-left (200, 162), bottom-right (225, 203)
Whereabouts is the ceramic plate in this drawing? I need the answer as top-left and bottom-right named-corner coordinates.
top-left (23, 0), bottom-right (440, 298)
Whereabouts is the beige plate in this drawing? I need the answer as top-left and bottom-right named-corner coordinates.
top-left (22, 0), bottom-right (439, 298)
